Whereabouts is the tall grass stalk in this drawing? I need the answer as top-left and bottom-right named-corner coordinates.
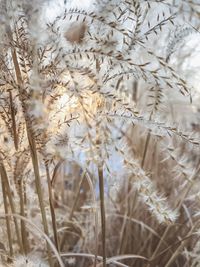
top-left (1, 172), bottom-right (13, 258)
top-left (45, 162), bottom-right (60, 252)
top-left (98, 166), bottom-right (106, 267)
top-left (11, 45), bottom-right (53, 267)
top-left (0, 160), bottom-right (23, 253)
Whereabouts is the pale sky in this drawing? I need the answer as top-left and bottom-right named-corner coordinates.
top-left (45, 0), bottom-right (94, 20)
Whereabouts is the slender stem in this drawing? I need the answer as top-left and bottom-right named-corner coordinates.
top-left (9, 91), bottom-right (18, 151)
top-left (85, 171), bottom-right (99, 267)
top-left (117, 180), bottom-right (129, 255)
top-left (45, 163), bottom-right (60, 252)
top-left (98, 166), bottom-right (106, 267)
top-left (60, 170), bottom-right (86, 251)
top-left (27, 130), bottom-right (54, 266)
top-left (1, 174), bottom-right (13, 258)
top-left (0, 159), bottom-right (23, 252)
top-left (141, 131), bottom-right (151, 169)
top-left (141, 108), bottom-right (154, 169)
top-left (11, 46), bottom-right (53, 267)
top-left (19, 178), bottom-right (29, 254)
top-left (69, 172), bottom-right (85, 220)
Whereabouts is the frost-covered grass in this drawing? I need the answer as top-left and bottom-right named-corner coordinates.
top-left (0, 0), bottom-right (200, 266)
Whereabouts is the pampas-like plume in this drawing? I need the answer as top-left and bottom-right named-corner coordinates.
top-left (133, 176), bottom-right (178, 224)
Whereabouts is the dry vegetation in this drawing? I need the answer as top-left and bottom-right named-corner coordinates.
top-left (0, 0), bottom-right (200, 266)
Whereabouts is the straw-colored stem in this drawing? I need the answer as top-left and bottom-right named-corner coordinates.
top-left (19, 178), bottom-right (29, 254)
top-left (9, 91), bottom-right (18, 151)
top-left (45, 163), bottom-right (60, 252)
top-left (0, 160), bottom-right (23, 252)
top-left (98, 165), bottom-right (106, 267)
top-left (1, 174), bottom-right (13, 258)
top-left (11, 48), bottom-right (53, 267)
top-left (141, 131), bottom-right (151, 169)
top-left (60, 170), bottom-right (86, 251)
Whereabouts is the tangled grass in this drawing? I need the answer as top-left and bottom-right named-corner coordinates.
top-left (0, 0), bottom-right (200, 266)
